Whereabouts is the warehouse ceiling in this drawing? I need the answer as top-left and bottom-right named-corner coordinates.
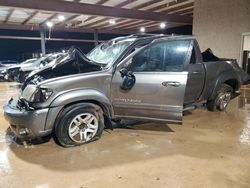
top-left (0, 0), bottom-right (194, 34)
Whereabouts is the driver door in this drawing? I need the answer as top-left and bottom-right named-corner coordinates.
top-left (111, 39), bottom-right (191, 124)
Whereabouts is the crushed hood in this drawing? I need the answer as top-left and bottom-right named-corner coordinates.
top-left (24, 47), bottom-right (102, 86)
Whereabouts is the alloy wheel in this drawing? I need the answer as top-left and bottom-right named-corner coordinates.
top-left (216, 92), bottom-right (231, 110)
top-left (68, 113), bottom-right (98, 143)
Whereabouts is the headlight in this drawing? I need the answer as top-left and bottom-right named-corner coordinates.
top-left (33, 87), bottom-right (53, 102)
top-left (22, 85), bottom-right (53, 103)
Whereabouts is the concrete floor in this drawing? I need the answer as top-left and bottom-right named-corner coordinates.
top-left (0, 82), bottom-right (250, 188)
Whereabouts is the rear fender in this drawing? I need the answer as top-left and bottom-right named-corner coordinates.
top-left (209, 71), bottom-right (240, 100)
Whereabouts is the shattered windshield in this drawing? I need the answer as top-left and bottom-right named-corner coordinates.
top-left (87, 40), bottom-right (134, 68)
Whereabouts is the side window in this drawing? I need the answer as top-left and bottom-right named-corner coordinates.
top-left (163, 40), bottom-right (191, 72)
top-left (129, 40), bottom-right (191, 72)
top-left (129, 42), bottom-right (164, 72)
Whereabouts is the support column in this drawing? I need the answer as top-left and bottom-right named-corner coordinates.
top-left (40, 30), bottom-right (46, 56)
top-left (94, 29), bottom-right (99, 46)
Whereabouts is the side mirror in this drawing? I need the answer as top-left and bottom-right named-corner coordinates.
top-left (119, 67), bottom-right (128, 77)
top-left (119, 68), bottom-right (136, 90)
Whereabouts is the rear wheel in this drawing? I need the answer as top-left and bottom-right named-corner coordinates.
top-left (54, 103), bottom-right (105, 147)
top-left (207, 83), bottom-right (233, 111)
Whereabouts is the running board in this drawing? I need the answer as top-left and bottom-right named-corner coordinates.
top-left (183, 105), bottom-right (196, 111)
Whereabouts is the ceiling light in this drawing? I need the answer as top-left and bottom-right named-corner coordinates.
top-left (140, 27), bottom-right (145, 33)
top-left (109, 19), bottom-right (116, 25)
top-left (46, 21), bottom-right (53, 28)
top-left (160, 22), bottom-right (166, 29)
top-left (58, 15), bottom-right (65, 21)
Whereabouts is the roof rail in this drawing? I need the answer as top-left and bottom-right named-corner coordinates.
top-left (129, 34), bottom-right (158, 38)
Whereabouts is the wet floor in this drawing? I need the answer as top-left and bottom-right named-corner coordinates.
top-left (0, 82), bottom-right (250, 188)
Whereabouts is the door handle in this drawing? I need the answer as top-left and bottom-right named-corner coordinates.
top-left (192, 71), bottom-right (200, 75)
top-left (162, 81), bottom-right (181, 87)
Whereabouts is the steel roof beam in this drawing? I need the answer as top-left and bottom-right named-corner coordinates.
top-left (0, 0), bottom-right (192, 24)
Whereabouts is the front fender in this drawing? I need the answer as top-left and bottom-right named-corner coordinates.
top-left (50, 89), bottom-right (113, 117)
top-left (209, 71), bottom-right (240, 100)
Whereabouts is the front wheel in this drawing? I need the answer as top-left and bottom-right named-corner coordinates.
top-left (54, 103), bottom-right (105, 147)
top-left (207, 83), bottom-right (233, 111)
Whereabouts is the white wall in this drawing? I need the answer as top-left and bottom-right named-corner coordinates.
top-left (193, 0), bottom-right (250, 64)
top-left (244, 35), bottom-right (250, 51)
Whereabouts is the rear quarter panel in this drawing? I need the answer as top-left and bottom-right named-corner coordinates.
top-left (200, 61), bottom-right (239, 100)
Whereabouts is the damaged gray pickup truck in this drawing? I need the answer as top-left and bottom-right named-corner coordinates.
top-left (4, 34), bottom-right (249, 147)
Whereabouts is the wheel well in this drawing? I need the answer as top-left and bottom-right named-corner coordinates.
top-left (64, 100), bottom-right (112, 118)
top-left (224, 79), bottom-right (239, 91)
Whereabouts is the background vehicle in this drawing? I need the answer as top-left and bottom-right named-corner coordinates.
top-left (2, 53), bottom-right (64, 82)
top-left (3, 34), bottom-right (249, 147)
top-left (0, 60), bottom-right (19, 80)
top-left (0, 63), bottom-right (6, 80)
top-left (0, 60), bottom-right (19, 67)
top-left (18, 53), bottom-right (65, 82)
top-left (1, 58), bottom-right (37, 82)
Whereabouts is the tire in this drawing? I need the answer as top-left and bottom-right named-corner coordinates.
top-left (54, 103), bottom-right (105, 147)
top-left (207, 83), bottom-right (233, 111)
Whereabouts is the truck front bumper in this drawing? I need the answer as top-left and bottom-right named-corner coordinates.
top-left (3, 99), bottom-right (52, 139)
